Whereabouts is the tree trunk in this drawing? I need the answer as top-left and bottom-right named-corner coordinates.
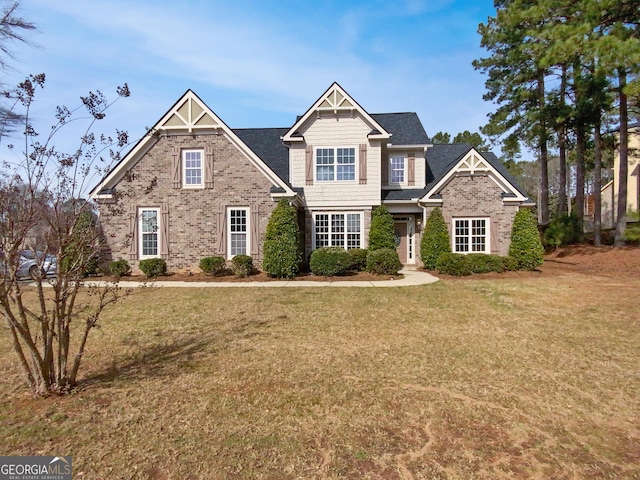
top-left (557, 65), bottom-right (568, 216)
top-left (593, 123), bottom-right (602, 246)
top-left (575, 120), bottom-right (586, 241)
top-left (537, 73), bottom-right (549, 226)
top-left (614, 68), bottom-right (628, 247)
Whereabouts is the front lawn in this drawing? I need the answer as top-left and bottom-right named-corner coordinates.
top-left (1, 268), bottom-right (638, 478)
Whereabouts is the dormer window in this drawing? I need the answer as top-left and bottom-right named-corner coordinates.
top-left (315, 147), bottom-right (356, 182)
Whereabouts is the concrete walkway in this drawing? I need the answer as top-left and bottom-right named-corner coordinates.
top-left (83, 267), bottom-right (439, 288)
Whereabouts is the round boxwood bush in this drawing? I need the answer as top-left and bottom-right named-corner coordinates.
top-left (109, 259), bottom-right (131, 277)
top-left (436, 252), bottom-right (472, 276)
top-left (465, 253), bottom-right (505, 274)
top-left (138, 258), bottom-right (167, 278)
top-left (347, 248), bottom-right (368, 272)
top-left (509, 209), bottom-right (544, 270)
top-left (420, 207), bottom-right (451, 270)
top-left (199, 256), bottom-right (227, 276)
top-left (366, 248), bottom-right (402, 275)
top-left (368, 206), bottom-right (396, 251)
top-left (310, 247), bottom-right (351, 276)
top-left (231, 254), bottom-right (253, 278)
top-left (263, 199), bottom-right (301, 278)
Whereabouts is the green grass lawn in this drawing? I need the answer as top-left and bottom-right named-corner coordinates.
top-left (1, 274), bottom-right (639, 479)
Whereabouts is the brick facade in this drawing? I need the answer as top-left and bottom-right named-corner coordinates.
top-left (98, 133), bottom-right (277, 273)
top-left (423, 174), bottom-right (518, 257)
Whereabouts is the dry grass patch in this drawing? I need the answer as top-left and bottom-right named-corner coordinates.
top-left (1, 272), bottom-right (639, 479)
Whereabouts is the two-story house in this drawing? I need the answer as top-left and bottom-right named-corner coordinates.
top-left (90, 83), bottom-right (532, 272)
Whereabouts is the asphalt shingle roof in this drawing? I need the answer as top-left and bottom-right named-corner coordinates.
top-left (233, 128), bottom-right (290, 183)
top-left (371, 113), bottom-right (431, 145)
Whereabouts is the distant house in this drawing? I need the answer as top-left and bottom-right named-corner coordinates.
top-left (601, 122), bottom-right (640, 228)
top-left (90, 83), bottom-right (533, 272)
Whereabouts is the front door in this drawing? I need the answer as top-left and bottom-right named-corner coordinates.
top-left (394, 222), bottom-right (408, 264)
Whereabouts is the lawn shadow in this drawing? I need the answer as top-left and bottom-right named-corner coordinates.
top-left (79, 333), bottom-right (217, 388)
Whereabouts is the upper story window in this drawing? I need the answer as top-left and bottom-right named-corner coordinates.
top-left (390, 156), bottom-right (406, 184)
top-left (183, 150), bottom-right (203, 188)
top-left (316, 147), bottom-right (356, 182)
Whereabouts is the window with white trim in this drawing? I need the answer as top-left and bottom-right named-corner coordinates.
top-left (315, 147), bottom-right (356, 182)
top-left (228, 207), bottom-right (249, 258)
top-left (314, 212), bottom-right (362, 249)
top-left (453, 218), bottom-right (489, 253)
top-left (139, 208), bottom-right (160, 258)
top-left (182, 149), bottom-right (203, 188)
top-left (389, 156), bottom-right (406, 184)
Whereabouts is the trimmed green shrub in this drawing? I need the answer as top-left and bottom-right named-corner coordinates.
top-left (624, 210), bottom-right (640, 242)
top-left (109, 259), bottom-right (131, 277)
top-left (436, 252), bottom-right (472, 276)
top-left (263, 199), bottom-right (301, 278)
top-left (199, 256), bottom-right (227, 276)
top-left (310, 247), bottom-right (351, 276)
top-left (347, 248), bottom-right (368, 272)
top-left (368, 206), bottom-right (396, 251)
top-left (502, 256), bottom-right (520, 272)
top-left (139, 258), bottom-right (167, 278)
top-left (366, 248), bottom-right (402, 275)
top-left (465, 253), bottom-right (505, 274)
top-left (543, 213), bottom-right (582, 248)
top-left (231, 254), bottom-right (253, 278)
top-left (509, 209), bottom-right (544, 270)
top-left (420, 207), bottom-right (451, 269)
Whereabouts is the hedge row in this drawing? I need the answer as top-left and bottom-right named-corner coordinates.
top-left (436, 252), bottom-right (519, 276)
top-left (309, 246), bottom-right (402, 276)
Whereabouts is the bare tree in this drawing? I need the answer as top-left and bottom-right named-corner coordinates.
top-left (0, 73), bottom-right (131, 395)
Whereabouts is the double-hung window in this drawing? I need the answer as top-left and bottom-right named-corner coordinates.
top-left (183, 149), bottom-right (203, 188)
top-left (316, 147), bottom-right (356, 182)
top-left (453, 218), bottom-right (489, 253)
top-left (390, 156), bottom-right (406, 184)
top-left (139, 208), bottom-right (160, 258)
top-left (314, 212), bottom-right (362, 249)
top-left (228, 208), bottom-right (249, 258)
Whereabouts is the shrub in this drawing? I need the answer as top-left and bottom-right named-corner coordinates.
top-left (420, 207), bottom-right (451, 269)
top-left (624, 210), bottom-right (640, 242)
top-left (310, 247), bottom-right (351, 276)
top-left (436, 252), bottom-right (472, 276)
top-left (231, 255), bottom-right (253, 278)
top-left (109, 259), bottom-right (130, 277)
top-left (263, 199), bottom-right (301, 278)
top-left (543, 213), bottom-right (582, 248)
top-left (368, 206), bottom-right (396, 251)
top-left (199, 256), bottom-right (227, 276)
top-left (138, 258), bottom-right (167, 278)
top-left (347, 248), bottom-right (368, 271)
top-left (465, 253), bottom-right (505, 274)
top-left (509, 209), bottom-right (544, 270)
top-left (502, 256), bottom-right (520, 272)
top-left (366, 248), bottom-right (402, 275)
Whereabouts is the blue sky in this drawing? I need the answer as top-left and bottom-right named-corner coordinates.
top-left (5, 0), bottom-right (499, 155)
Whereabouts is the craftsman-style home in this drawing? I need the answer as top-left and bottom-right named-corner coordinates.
top-left (90, 83), bottom-right (532, 271)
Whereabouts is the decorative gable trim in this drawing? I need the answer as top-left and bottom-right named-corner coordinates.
top-left (281, 82), bottom-right (391, 143)
top-left (419, 148), bottom-right (528, 205)
top-left (90, 89), bottom-right (295, 200)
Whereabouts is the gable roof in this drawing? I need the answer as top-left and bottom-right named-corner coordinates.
top-left (371, 113), bottom-right (431, 145)
top-left (421, 143), bottom-right (530, 203)
top-left (90, 90), bottom-right (294, 198)
top-left (233, 128), bottom-right (290, 183)
top-left (282, 82), bottom-right (391, 142)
